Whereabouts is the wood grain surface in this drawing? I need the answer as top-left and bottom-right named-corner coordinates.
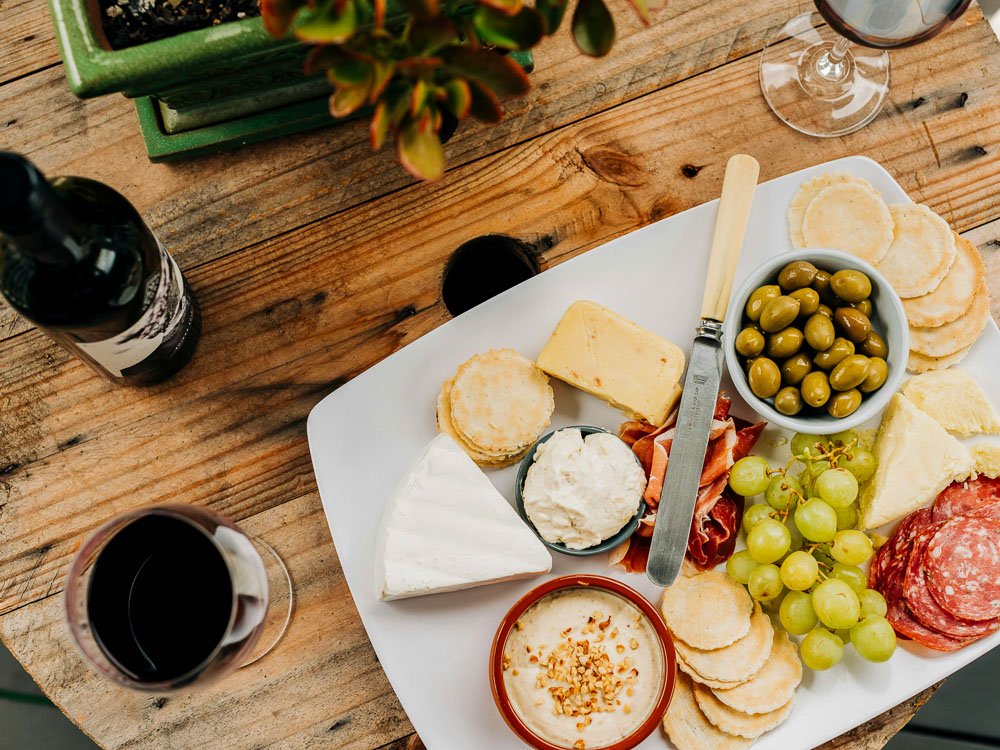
top-left (0, 0), bottom-right (997, 748)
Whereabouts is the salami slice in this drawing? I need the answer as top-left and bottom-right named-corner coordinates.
top-left (870, 510), bottom-right (931, 590)
top-left (933, 476), bottom-right (1000, 523)
top-left (926, 516), bottom-right (1000, 622)
top-left (903, 521), bottom-right (1000, 638)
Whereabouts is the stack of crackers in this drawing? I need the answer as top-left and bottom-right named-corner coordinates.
top-left (436, 348), bottom-right (554, 468)
top-left (660, 571), bottom-right (802, 750)
top-left (788, 173), bottom-right (990, 373)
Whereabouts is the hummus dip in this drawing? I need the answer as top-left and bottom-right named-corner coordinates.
top-left (501, 588), bottom-right (664, 749)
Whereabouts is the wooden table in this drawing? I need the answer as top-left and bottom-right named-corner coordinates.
top-left (2, 0), bottom-right (999, 747)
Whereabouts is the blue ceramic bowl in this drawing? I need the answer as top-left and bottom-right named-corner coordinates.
top-left (514, 425), bottom-right (646, 557)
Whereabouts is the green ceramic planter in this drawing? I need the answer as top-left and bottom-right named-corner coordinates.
top-left (48, 0), bottom-right (532, 162)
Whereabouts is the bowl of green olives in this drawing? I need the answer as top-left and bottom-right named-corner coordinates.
top-left (725, 249), bottom-right (908, 434)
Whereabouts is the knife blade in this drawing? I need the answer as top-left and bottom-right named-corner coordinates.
top-left (646, 154), bottom-right (760, 587)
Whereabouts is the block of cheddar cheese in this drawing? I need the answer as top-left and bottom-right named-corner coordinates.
top-left (536, 300), bottom-right (685, 426)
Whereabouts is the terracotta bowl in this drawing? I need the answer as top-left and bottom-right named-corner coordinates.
top-left (489, 575), bottom-right (676, 750)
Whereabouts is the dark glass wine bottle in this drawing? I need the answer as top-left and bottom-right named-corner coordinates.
top-left (0, 152), bottom-right (200, 386)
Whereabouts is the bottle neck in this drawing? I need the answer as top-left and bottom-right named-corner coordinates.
top-left (0, 152), bottom-right (87, 266)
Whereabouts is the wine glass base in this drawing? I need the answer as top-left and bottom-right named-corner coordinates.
top-left (241, 536), bottom-right (293, 667)
top-left (760, 12), bottom-right (890, 138)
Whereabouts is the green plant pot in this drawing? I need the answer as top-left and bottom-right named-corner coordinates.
top-left (48, 0), bottom-right (532, 162)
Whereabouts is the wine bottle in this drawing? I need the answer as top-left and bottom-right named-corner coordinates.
top-left (0, 152), bottom-right (200, 386)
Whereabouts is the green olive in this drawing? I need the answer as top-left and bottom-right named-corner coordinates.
top-left (759, 296), bottom-right (801, 333)
top-left (833, 307), bottom-right (872, 343)
top-left (816, 303), bottom-right (834, 318)
top-left (781, 353), bottom-right (812, 386)
top-left (804, 313), bottom-right (836, 352)
top-left (830, 270), bottom-right (873, 302)
top-left (813, 338), bottom-right (855, 370)
top-left (827, 389), bottom-right (863, 419)
top-left (813, 269), bottom-right (838, 306)
top-left (774, 386), bottom-right (804, 416)
top-left (745, 285), bottom-right (781, 322)
top-left (801, 371), bottom-right (832, 408)
top-left (860, 357), bottom-right (888, 393)
top-left (829, 355), bottom-right (872, 391)
top-left (790, 288), bottom-right (820, 317)
top-left (778, 261), bottom-right (819, 291)
top-left (735, 327), bottom-right (766, 358)
top-left (860, 331), bottom-right (888, 359)
top-left (748, 357), bottom-right (782, 399)
top-left (847, 299), bottom-right (873, 317)
top-left (766, 327), bottom-right (804, 359)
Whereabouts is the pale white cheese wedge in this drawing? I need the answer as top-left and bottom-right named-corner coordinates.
top-left (901, 369), bottom-right (1000, 437)
top-left (375, 434), bottom-right (551, 601)
top-left (859, 394), bottom-right (975, 529)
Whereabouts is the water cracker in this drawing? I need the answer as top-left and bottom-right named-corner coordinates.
top-left (801, 183), bottom-right (894, 264)
top-left (877, 204), bottom-right (956, 298)
top-left (660, 570), bottom-right (753, 650)
top-left (903, 234), bottom-right (985, 326)
top-left (672, 603), bottom-right (773, 685)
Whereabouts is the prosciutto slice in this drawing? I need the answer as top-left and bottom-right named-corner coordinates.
top-left (612, 393), bottom-right (765, 574)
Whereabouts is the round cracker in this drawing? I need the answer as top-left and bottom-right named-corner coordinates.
top-left (662, 673), bottom-right (755, 750)
top-left (661, 571), bottom-right (753, 650)
top-left (673, 603), bottom-right (773, 684)
top-left (909, 281), bottom-right (990, 357)
top-left (711, 629), bottom-right (802, 716)
top-left (907, 344), bottom-right (974, 373)
top-left (675, 652), bottom-right (745, 690)
top-left (788, 173), bottom-right (880, 248)
top-left (877, 204), bottom-right (957, 298)
top-left (449, 349), bottom-right (554, 454)
top-left (436, 378), bottom-right (525, 468)
top-left (693, 681), bottom-right (794, 739)
top-left (801, 183), bottom-right (894, 263)
top-left (903, 233), bottom-right (985, 326)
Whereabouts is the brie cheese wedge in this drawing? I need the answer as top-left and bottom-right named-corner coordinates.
top-left (859, 393), bottom-right (975, 529)
top-left (375, 434), bottom-right (551, 601)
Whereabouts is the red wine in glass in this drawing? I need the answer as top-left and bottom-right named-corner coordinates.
top-left (816, 0), bottom-right (973, 48)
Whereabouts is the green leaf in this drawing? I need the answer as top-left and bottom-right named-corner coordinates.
top-left (441, 47), bottom-right (530, 96)
top-left (260, 0), bottom-right (309, 37)
top-left (397, 111), bottom-right (445, 180)
top-left (370, 100), bottom-right (391, 150)
top-left (626, 0), bottom-right (651, 23)
top-left (328, 57), bottom-right (370, 87)
top-left (472, 6), bottom-right (544, 50)
top-left (410, 78), bottom-right (430, 115)
top-left (535, 0), bottom-right (568, 34)
top-left (369, 58), bottom-right (396, 103)
top-left (479, 0), bottom-right (523, 14)
top-left (295, 0), bottom-right (359, 44)
top-left (397, 0), bottom-right (439, 21)
top-left (441, 78), bottom-right (472, 119)
top-left (572, 0), bottom-right (615, 56)
top-left (467, 79), bottom-right (503, 122)
top-left (330, 82), bottom-right (371, 117)
top-left (303, 45), bottom-right (347, 75)
top-left (408, 18), bottom-right (458, 55)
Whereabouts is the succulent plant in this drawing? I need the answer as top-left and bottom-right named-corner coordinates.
top-left (260, 0), bottom-right (657, 179)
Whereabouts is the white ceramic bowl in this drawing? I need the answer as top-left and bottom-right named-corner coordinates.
top-left (725, 248), bottom-right (909, 435)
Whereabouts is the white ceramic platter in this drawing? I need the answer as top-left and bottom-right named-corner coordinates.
top-left (307, 156), bottom-right (1000, 750)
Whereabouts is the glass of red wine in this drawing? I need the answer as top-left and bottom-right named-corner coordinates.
top-left (760, 0), bottom-right (972, 137)
top-left (65, 505), bottom-right (293, 692)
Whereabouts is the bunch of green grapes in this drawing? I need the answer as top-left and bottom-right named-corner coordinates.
top-left (725, 430), bottom-right (896, 670)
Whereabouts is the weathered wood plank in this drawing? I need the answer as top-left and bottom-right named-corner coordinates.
top-left (1, 4), bottom-right (999, 615)
top-left (0, 0), bottom-right (60, 84)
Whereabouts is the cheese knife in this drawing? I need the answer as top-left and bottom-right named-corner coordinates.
top-left (646, 154), bottom-right (760, 587)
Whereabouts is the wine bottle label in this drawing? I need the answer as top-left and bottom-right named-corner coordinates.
top-left (76, 244), bottom-right (191, 378)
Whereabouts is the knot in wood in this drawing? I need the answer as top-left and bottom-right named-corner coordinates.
top-left (578, 147), bottom-right (648, 188)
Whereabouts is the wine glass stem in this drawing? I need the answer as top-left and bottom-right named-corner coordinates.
top-left (815, 37), bottom-right (852, 81)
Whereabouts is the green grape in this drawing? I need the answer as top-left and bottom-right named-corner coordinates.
top-left (830, 562), bottom-right (868, 595)
top-left (726, 550), bottom-right (758, 585)
top-left (779, 590), bottom-right (819, 635)
top-left (850, 616), bottom-right (897, 663)
top-left (838, 447), bottom-right (877, 483)
top-left (787, 520), bottom-right (804, 552)
top-left (800, 628), bottom-right (844, 671)
top-left (859, 589), bottom-right (888, 619)
top-left (830, 530), bottom-right (874, 565)
top-left (742, 503), bottom-right (777, 534)
top-left (765, 474), bottom-right (802, 511)
top-left (794, 498), bottom-right (838, 542)
top-left (791, 433), bottom-right (827, 460)
top-left (805, 461), bottom-right (830, 486)
top-left (835, 504), bottom-right (858, 531)
top-left (747, 518), bottom-right (792, 564)
top-left (812, 578), bottom-right (862, 629)
top-left (780, 550), bottom-right (819, 591)
top-left (834, 628), bottom-right (852, 644)
top-left (729, 456), bottom-right (771, 497)
top-left (828, 429), bottom-right (858, 447)
top-left (748, 564), bottom-right (784, 602)
top-left (814, 467), bottom-right (859, 509)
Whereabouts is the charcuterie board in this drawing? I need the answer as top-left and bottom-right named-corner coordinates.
top-left (307, 156), bottom-right (1000, 749)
